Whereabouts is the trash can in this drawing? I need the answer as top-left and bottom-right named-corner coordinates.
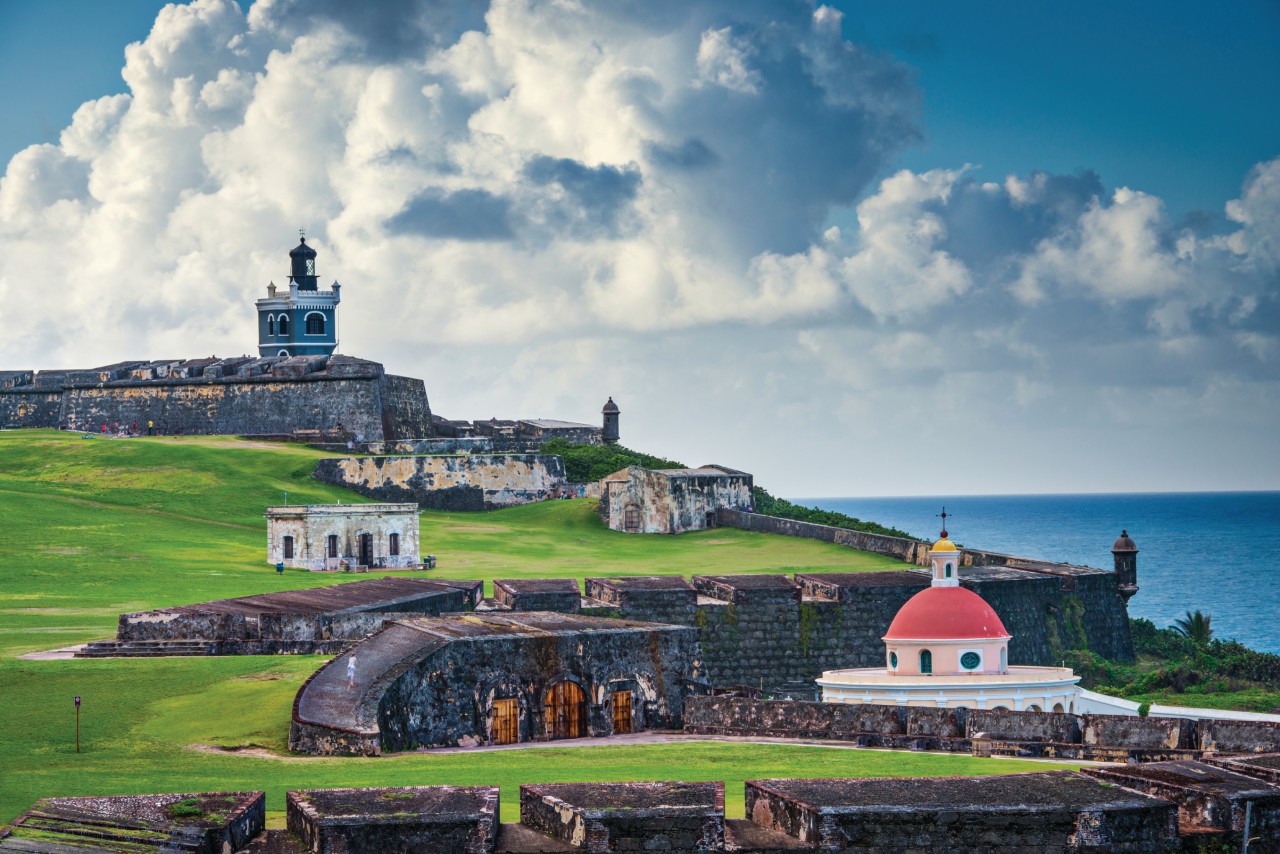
top-left (275, 562), bottom-right (285, 574)
top-left (426, 555), bottom-right (437, 570)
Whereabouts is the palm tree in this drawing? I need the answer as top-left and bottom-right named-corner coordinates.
top-left (1172, 610), bottom-right (1213, 645)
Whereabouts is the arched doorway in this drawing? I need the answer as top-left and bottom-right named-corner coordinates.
top-left (358, 533), bottom-right (373, 567)
top-left (544, 680), bottom-right (587, 740)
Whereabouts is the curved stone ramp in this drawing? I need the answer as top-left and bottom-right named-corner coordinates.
top-left (290, 621), bottom-right (445, 756)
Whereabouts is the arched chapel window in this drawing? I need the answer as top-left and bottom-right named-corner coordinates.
top-left (945, 563), bottom-right (953, 578)
top-left (919, 649), bottom-right (932, 674)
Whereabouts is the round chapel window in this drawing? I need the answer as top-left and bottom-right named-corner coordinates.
top-left (960, 652), bottom-right (981, 670)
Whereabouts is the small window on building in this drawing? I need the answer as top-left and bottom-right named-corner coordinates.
top-left (278, 315), bottom-right (289, 336)
top-left (389, 533), bottom-right (399, 556)
top-left (327, 534), bottom-right (338, 558)
top-left (945, 562), bottom-right (953, 578)
top-left (305, 312), bottom-right (325, 335)
top-left (919, 649), bottom-right (932, 674)
top-left (282, 535), bottom-right (294, 560)
top-left (960, 651), bottom-right (981, 670)
top-left (267, 315), bottom-right (275, 336)
top-left (889, 651), bottom-right (898, 669)
top-left (1000, 648), bottom-right (1007, 671)
top-left (623, 505), bottom-right (640, 533)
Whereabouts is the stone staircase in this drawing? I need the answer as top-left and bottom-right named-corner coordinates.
top-left (74, 640), bottom-right (215, 658)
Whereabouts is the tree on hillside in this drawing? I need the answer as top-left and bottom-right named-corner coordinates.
top-left (1171, 610), bottom-right (1213, 645)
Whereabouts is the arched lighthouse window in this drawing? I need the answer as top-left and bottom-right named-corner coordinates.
top-left (267, 315), bottom-right (276, 336)
top-left (305, 312), bottom-right (325, 335)
top-left (278, 315), bottom-right (290, 336)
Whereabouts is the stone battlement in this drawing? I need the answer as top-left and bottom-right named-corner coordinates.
top-left (0, 354), bottom-right (431, 442)
top-left (7, 765), bottom-right (1280, 852)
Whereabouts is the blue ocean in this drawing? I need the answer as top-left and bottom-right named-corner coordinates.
top-left (795, 492), bottom-right (1280, 655)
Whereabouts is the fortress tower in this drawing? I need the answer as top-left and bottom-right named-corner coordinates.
top-left (602, 397), bottom-right (620, 444)
top-left (257, 235), bottom-right (341, 357)
top-left (1112, 530), bottom-right (1139, 602)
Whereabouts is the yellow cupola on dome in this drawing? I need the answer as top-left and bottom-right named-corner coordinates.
top-left (932, 536), bottom-right (957, 553)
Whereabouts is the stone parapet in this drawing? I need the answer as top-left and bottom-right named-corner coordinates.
top-left (287, 786), bottom-right (499, 854)
top-left (519, 782), bottom-right (724, 852)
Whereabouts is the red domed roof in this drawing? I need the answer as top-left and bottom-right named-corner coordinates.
top-left (883, 586), bottom-right (1011, 641)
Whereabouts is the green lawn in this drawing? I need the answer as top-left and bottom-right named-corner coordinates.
top-left (0, 429), bottom-right (1073, 825)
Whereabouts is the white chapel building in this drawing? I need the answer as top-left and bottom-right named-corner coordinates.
top-left (816, 528), bottom-right (1082, 713)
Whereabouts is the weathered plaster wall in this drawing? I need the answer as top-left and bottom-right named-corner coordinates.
top-left (602, 468), bottom-right (753, 534)
top-left (266, 504), bottom-right (420, 569)
top-left (313, 454), bottom-right (567, 510)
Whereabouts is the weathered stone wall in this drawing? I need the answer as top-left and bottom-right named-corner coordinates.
top-left (0, 388), bottom-right (63, 427)
top-left (519, 782), bottom-right (725, 853)
top-left (603, 468), bottom-right (753, 534)
top-left (684, 697), bottom-right (1280, 763)
top-left (313, 454), bottom-right (566, 510)
top-left (718, 509), bottom-right (933, 564)
top-left (375, 621), bottom-right (701, 752)
top-left (0, 356), bottom-right (433, 441)
top-left (1200, 718), bottom-right (1280, 754)
top-left (378, 374), bottom-right (433, 441)
top-left (744, 774), bottom-right (1180, 853)
top-left (287, 787), bottom-right (499, 854)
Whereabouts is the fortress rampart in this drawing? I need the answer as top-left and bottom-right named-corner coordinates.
top-left (0, 355), bottom-right (431, 442)
top-left (313, 453), bottom-right (568, 510)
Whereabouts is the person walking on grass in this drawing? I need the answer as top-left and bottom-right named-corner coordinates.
top-left (347, 654), bottom-right (357, 689)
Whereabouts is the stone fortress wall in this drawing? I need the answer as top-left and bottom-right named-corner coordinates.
top-left (0, 355), bottom-right (432, 442)
top-left (473, 566), bottom-right (1134, 692)
top-left (313, 453), bottom-right (568, 510)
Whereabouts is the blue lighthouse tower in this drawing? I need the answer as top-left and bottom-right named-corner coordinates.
top-left (256, 235), bottom-right (341, 357)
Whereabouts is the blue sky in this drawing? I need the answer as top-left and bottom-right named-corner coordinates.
top-left (0, 1), bottom-right (1276, 495)
top-left (4, 1), bottom-right (1276, 223)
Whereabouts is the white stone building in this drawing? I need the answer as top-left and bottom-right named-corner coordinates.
top-left (266, 503), bottom-right (420, 570)
top-left (817, 530), bottom-right (1084, 712)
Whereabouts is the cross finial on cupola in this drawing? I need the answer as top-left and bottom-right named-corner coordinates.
top-left (936, 506), bottom-right (952, 539)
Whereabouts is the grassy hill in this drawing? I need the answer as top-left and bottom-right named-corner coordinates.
top-left (0, 429), bottom-right (1073, 825)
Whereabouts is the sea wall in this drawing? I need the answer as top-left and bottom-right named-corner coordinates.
top-left (312, 454), bottom-right (567, 510)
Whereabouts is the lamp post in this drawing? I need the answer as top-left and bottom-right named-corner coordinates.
top-left (74, 696), bottom-right (81, 753)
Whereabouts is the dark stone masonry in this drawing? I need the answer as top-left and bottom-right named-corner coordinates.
top-left (289, 612), bottom-right (704, 756)
top-left (9, 767), bottom-right (1280, 852)
top-left (287, 786), bottom-right (499, 854)
top-left (745, 772), bottom-right (1179, 852)
top-left (519, 781), bottom-right (725, 852)
top-left (0, 355), bottom-right (431, 441)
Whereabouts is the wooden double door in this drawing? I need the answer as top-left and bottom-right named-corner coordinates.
top-left (544, 681), bottom-right (587, 740)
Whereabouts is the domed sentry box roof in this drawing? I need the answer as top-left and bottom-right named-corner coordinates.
top-left (602, 397), bottom-right (620, 413)
top-left (1112, 530), bottom-right (1138, 553)
top-left (883, 586), bottom-right (1011, 641)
